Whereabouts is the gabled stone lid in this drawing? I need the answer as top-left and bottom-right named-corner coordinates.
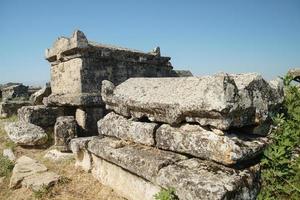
top-left (45, 30), bottom-right (166, 62)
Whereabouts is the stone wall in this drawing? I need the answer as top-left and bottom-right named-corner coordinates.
top-left (70, 74), bottom-right (283, 200)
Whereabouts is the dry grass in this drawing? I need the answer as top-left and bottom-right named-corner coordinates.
top-left (0, 117), bottom-right (125, 200)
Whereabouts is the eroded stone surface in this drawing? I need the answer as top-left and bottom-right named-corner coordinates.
top-left (156, 158), bottom-right (260, 200)
top-left (98, 112), bottom-right (158, 146)
top-left (44, 149), bottom-right (74, 162)
top-left (102, 73), bottom-right (283, 130)
top-left (156, 123), bottom-right (268, 165)
top-left (18, 105), bottom-right (64, 128)
top-left (54, 116), bottom-right (77, 152)
top-left (3, 148), bottom-right (16, 162)
top-left (4, 122), bottom-right (48, 146)
top-left (30, 84), bottom-right (51, 105)
top-left (92, 155), bottom-right (161, 200)
top-left (1, 84), bottom-right (29, 101)
top-left (10, 156), bottom-right (60, 191)
top-left (88, 137), bottom-right (187, 183)
top-left (288, 68), bottom-right (300, 82)
top-left (70, 137), bottom-right (97, 172)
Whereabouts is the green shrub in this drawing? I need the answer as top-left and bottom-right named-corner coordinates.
top-left (33, 185), bottom-right (51, 199)
top-left (154, 188), bottom-right (179, 200)
top-left (258, 75), bottom-right (300, 199)
top-left (0, 155), bottom-right (14, 177)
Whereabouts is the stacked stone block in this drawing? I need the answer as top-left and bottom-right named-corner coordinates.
top-left (71, 73), bottom-right (283, 200)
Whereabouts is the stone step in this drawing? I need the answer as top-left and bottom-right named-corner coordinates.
top-left (101, 73), bottom-right (283, 130)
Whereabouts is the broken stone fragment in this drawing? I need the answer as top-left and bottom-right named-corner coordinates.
top-left (156, 123), bottom-right (268, 165)
top-left (54, 116), bottom-right (77, 152)
top-left (88, 137), bottom-right (187, 183)
top-left (30, 84), bottom-right (51, 105)
top-left (287, 68), bottom-right (300, 82)
top-left (10, 156), bottom-right (60, 191)
top-left (44, 149), bottom-right (74, 162)
top-left (98, 112), bottom-right (158, 146)
top-left (70, 137), bottom-right (98, 172)
top-left (102, 73), bottom-right (283, 130)
top-left (3, 148), bottom-right (16, 162)
top-left (1, 84), bottom-right (29, 101)
top-left (156, 158), bottom-right (260, 200)
top-left (18, 105), bottom-right (64, 128)
top-left (4, 122), bottom-right (48, 146)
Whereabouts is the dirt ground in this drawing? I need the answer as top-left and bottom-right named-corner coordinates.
top-left (0, 117), bottom-right (125, 200)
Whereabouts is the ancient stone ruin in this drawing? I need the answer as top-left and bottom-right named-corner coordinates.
top-left (3, 30), bottom-right (286, 199)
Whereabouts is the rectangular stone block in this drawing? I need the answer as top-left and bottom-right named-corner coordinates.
top-left (156, 158), bottom-right (260, 200)
top-left (75, 107), bottom-right (105, 136)
top-left (54, 116), bottom-right (77, 152)
top-left (156, 124), bottom-right (268, 165)
top-left (102, 73), bottom-right (283, 130)
top-left (18, 105), bottom-right (64, 128)
top-left (87, 137), bottom-right (187, 183)
top-left (92, 155), bottom-right (161, 200)
top-left (98, 112), bottom-right (158, 146)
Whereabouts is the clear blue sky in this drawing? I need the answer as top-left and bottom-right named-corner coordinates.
top-left (0, 0), bottom-right (299, 85)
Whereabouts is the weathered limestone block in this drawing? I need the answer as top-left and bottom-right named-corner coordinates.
top-left (88, 137), bottom-right (187, 183)
top-left (70, 137), bottom-right (97, 172)
top-left (30, 84), bottom-right (51, 105)
top-left (2, 84), bottom-right (29, 100)
top-left (18, 105), bottom-right (64, 128)
top-left (98, 112), bottom-right (158, 146)
top-left (10, 156), bottom-right (60, 191)
top-left (3, 148), bottom-right (16, 162)
top-left (102, 73), bottom-right (283, 130)
top-left (76, 107), bottom-right (105, 136)
top-left (4, 122), bottom-right (48, 146)
top-left (92, 155), bottom-right (161, 200)
top-left (54, 116), bottom-right (77, 152)
top-left (0, 101), bottom-right (31, 118)
top-left (44, 149), bottom-right (74, 162)
top-left (156, 124), bottom-right (268, 165)
top-left (288, 68), bottom-right (300, 82)
top-left (156, 158), bottom-right (260, 200)
top-left (45, 30), bottom-right (176, 107)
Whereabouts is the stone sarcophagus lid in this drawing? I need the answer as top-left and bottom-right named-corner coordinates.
top-left (45, 30), bottom-right (176, 107)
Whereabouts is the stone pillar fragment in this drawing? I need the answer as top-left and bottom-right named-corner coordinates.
top-left (54, 116), bottom-right (77, 152)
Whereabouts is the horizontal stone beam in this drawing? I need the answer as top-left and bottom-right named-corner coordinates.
top-left (102, 73), bottom-right (283, 130)
top-left (156, 123), bottom-right (268, 165)
top-left (98, 112), bottom-right (158, 146)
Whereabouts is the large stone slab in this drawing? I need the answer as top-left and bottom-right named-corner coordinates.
top-left (98, 112), bottom-right (158, 146)
top-left (156, 123), bottom-right (268, 165)
top-left (10, 156), bottom-right (60, 191)
top-left (54, 116), bottom-right (77, 152)
top-left (88, 137), bottom-right (187, 183)
top-left (4, 122), bottom-right (48, 146)
top-left (102, 73), bottom-right (283, 130)
top-left (18, 105), bottom-right (64, 128)
top-left (156, 158), bottom-right (260, 200)
top-left (0, 101), bottom-right (31, 118)
top-left (92, 155), bottom-right (161, 200)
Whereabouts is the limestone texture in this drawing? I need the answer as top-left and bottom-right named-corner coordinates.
top-left (98, 112), bottom-right (158, 146)
top-left (54, 116), bottom-right (77, 152)
top-left (44, 149), bottom-right (74, 162)
top-left (156, 158), bottom-right (260, 200)
top-left (10, 156), bottom-right (60, 191)
top-left (30, 84), bottom-right (51, 105)
top-left (88, 137), bottom-right (187, 183)
top-left (92, 155), bottom-right (161, 200)
top-left (18, 105), bottom-right (64, 128)
top-left (102, 73), bottom-right (283, 130)
top-left (1, 84), bottom-right (29, 100)
top-left (3, 148), bottom-right (16, 162)
top-left (4, 122), bottom-right (48, 146)
top-left (156, 123), bottom-right (268, 165)
top-left (288, 68), bottom-right (300, 82)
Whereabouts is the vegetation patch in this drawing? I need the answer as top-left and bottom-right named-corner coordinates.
top-left (258, 75), bottom-right (300, 199)
top-left (0, 154), bottom-right (14, 177)
top-left (154, 188), bottom-right (179, 200)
